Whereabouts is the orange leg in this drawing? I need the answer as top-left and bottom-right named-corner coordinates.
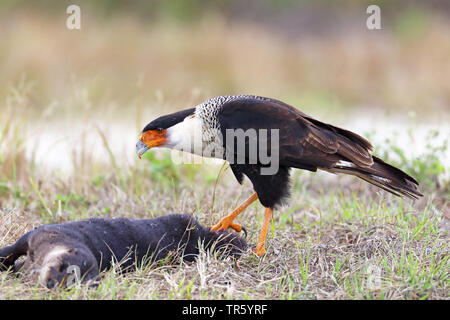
top-left (211, 192), bottom-right (258, 233)
top-left (253, 207), bottom-right (273, 256)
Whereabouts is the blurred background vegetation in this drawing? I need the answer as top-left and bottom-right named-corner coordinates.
top-left (0, 0), bottom-right (448, 208)
top-left (0, 1), bottom-right (448, 300)
top-left (1, 0), bottom-right (449, 116)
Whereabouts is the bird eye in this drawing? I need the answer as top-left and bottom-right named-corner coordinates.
top-left (156, 128), bottom-right (163, 133)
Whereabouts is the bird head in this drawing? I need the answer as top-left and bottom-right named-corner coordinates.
top-left (136, 129), bottom-right (166, 159)
top-left (136, 108), bottom-right (196, 159)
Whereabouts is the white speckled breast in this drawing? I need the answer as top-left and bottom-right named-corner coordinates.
top-left (194, 95), bottom-right (266, 159)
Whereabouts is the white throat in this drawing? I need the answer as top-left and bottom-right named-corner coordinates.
top-left (166, 114), bottom-right (224, 159)
top-left (166, 115), bottom-right (204, 155)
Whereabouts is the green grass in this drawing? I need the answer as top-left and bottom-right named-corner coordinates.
top-left (0, 89), bottom-right (448, 299)
top-left (0, 8), bottom-right (448, 300)
top-left (0, 135), bottom-right (447, 299)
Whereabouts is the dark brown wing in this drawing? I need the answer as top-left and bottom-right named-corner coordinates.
top-left (217, 96), bottom-right (422, 199)
top-left (218, 96), bottom-right (373, 170)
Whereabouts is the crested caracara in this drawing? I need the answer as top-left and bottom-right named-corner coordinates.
top-left (137, 95), bottom-right (422, 256)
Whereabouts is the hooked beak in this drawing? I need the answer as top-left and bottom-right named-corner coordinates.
top-left (136, 140), bottom-right (149, 159)
top-left (136, 129), bottom-right (167, 159)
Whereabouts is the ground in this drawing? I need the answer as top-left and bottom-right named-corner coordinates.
top-left (0, 5), bottom-right (448, 300)
top-left (0, 161), bottom-right (448, 299)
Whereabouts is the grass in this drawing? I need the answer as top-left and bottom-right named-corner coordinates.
top-left (0, 129), bottom-right (448, 299)
top-left (0, 105), bottom-right (448, 297)
top-left (0, 8), bottom-right (448, 300)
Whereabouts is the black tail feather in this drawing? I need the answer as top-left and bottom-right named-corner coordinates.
top-left (322, 156), bottom-right (423, 200)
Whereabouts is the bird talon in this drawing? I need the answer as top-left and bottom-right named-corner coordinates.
top-left (241, 226), bottom-right (247, 238)
top-left (138, 95), bottom-right (423, 263)
top-left (253, 245), bottom-right (266, 257)
top-left (211, 219), bottom-right (243, 233)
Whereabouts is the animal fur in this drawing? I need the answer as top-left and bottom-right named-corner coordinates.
top-left (0, 214), bottom-right (247, 288)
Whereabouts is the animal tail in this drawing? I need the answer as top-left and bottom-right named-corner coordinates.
top-left (321, 156), bottom-right (423, 200)
top-left (0, 231), bottom-right (31, 271)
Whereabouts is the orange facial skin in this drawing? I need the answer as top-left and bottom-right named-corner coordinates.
top-left (138, 129), bottom-right (167, 155)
